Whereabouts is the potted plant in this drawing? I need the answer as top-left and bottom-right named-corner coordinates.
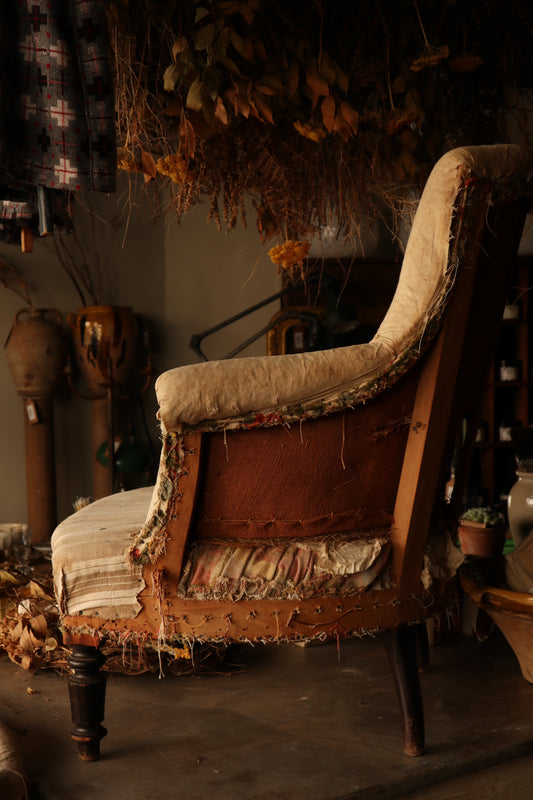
top-left (458, 506), bottom-right (508, 557)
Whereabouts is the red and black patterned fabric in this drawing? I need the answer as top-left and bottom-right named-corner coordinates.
top-left (0, 0), bottom-right (116, 240)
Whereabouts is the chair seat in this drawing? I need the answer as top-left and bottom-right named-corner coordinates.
top-left (52, 487), bottom-right (151, 619)
top-left (52, 486), bottom-right (394, 618)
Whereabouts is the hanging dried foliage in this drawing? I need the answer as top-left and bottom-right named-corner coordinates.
top-left (106, 0), bottom-right (533, 251)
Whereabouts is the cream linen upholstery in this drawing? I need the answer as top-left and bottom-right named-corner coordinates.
top-left (156, 145), bottom-right (532, 431)
top-left (52, 488), bottom-right (151, 618)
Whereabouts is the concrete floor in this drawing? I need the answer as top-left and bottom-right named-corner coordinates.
top-left (1, 628), bottom-right (533, 800)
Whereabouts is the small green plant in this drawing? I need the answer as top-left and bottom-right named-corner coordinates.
top-left (460, 506), bottom-right (506, 528)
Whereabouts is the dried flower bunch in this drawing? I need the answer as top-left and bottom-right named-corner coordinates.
top-left (107, 0), bottom-right (533, 262)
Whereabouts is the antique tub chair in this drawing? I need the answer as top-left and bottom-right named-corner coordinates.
top-left (51, 144), bottom-right (533, 761)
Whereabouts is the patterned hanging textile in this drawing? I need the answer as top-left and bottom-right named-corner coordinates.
top-left (0, 0), bottom-right (116, 245)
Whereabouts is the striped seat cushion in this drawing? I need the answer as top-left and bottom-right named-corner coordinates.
top-left (52, 487), bottom-right (152, 618)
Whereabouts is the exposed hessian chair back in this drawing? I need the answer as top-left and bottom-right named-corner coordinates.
top-left (52, 145), bottom-right (533, 761)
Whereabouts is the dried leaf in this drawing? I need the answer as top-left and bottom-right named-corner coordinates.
top-left (179, 115), bottom-right (197, 159)
top-left (224, 81), bottom-right (239, 105)
top-left (20, 654), bottom-right (32, 670)
top-left (29, 629), bottom-right (44, 648)
top-left (230, 30), bottom-right (254, 61)
top-left (178, 47), bottom-right (196, 71)
top-left (214, 96), bottom-right (229, 125)
top-left (321, 95), bottom-right (335, 132)
top-left (29, 614), bottom-right (48, 638)
top-left (172, 37), bottom-right (189, 59)
top-left (10, 620), bottom-right (23, 641)
top-left (340, 102), bottom-right (358, 134)
top-left (235, 92), bottom-right (250, 118)
top-left (254, 82), bottom-right (278, 96)
top-left (186, 79), bottom-right (205, 112)
top-left (214, 51), bottom-right (241, 75)
top-left (163, 63), bottom-right (180, 92)
top-left (256, 72), bottom-right (285, 94)
top-left (141, 150), bottom-right (158, 181)
top-left (410, 44), bottom-right (449, 72)
top-left (19, 627), bottom-right (35, 653)
top-left (335, 65), bottom-right (349, 93)
top-left (333, 112), bottom-right (351, 142)
top-left (239, 0), bottom-right (259, 25)
top-left (28, 581), bottom-right (54, 602)
top-left (202, 67), bottom-right (219, 100)
top-left (195, 6), bottom-right (210, 23)
top-left (248, 96), bottom-right (259, 120)
top-left (287, 60), bottom-right (299, 97)
top-left (253, 91), bottom-right (273, 124)
top-left (195, 22), bottom-right (215, 50)
top-left (306, 64), bottom-right (329, 96)
top-left (0, 569), bottom-right (27, 588)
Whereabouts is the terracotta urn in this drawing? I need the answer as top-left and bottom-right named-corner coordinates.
top-left (67, 305), bottom-right (142, 393)
top-left (4, 307), bottom-right (67, 543)
top-left (4, 307), bottom-right (67, 397)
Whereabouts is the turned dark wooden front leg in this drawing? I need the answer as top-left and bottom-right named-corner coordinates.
top-left (67, 645), bottom-right (108, 761)
top-left (384, 623), bottom-right (425, 757)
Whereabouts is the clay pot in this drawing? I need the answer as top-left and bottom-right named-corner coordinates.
top-left (67, 305), bottom-right (142, 393)
top-left (458, 521), bottom-right (508, 557)
top-left (4, 307), bottom-right (67, 397)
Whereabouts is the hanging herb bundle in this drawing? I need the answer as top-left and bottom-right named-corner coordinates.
top-left (107, 0), bottom-right (533, 266)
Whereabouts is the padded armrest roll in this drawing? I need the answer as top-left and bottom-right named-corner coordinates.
top-left (156, 145), bottom-right (533, 431)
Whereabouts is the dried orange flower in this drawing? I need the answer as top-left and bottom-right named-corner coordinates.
top-left (293, 120), bottom-right (326, 142)
top-left (268, 240), bottom-right (311, 276)
top-left (156, 153), bottom-right (196, 184)
top-left (117, 149), bottom-right (139, 173)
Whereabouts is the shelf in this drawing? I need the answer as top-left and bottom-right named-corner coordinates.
top-left (470, 255), bottom-right (533, 503)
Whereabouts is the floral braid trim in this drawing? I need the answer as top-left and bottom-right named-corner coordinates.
top-left (128, 431), bottom-right (190, 566)
top-left (179, 312), bottom-right (444, 437)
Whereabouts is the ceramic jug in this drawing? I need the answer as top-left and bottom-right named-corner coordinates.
top-left (508, 471), bottom-right (533, 547)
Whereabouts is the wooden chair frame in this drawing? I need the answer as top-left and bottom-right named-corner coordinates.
top-left (53, 149), bottom-right (533, 761)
